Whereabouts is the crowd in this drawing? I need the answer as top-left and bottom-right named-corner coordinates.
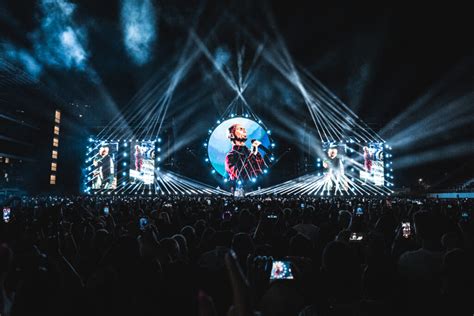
top-left (0, 195), bottom-right (473, 316)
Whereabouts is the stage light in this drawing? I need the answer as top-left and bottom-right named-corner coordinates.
top-left (88, 137), bottom-right (94, 142)
top-left (123, 162), bottom-right (127, 166)
top-left (158, 138), bottom-right (162, 142)
top-left (271, 143), bottom-right (275, 148)
top-left (123, 153), bottom-right (127, 157)
top-left (263, 169), bottom-right (268, 174)
top-left (124, 143), bottom-right (128, 147)
top-left (230, 113), bottom-right (235, 117)
top-left (244, 114), bottom-right (249, 118)
top-left (317, 163), bottom-right (321, 167)
top-left (122, 182), bottom-right (126, 186)
top-left (157, 157), bottom-right (161, 161)
top-left (270, 157), bottom-right (275, 161)
top-left (203, 143), bottom-right (207, 147)
top-left (251, 178), bottom-right (256, 183)
top-left (386, 163), bottom-right (390, 167)
top-left (122, 172), bottom-right (126, 176)
top-left (351, 168), bottom-right (355, 172)
top-left (211, 170), bottom-right (216, 174)
top-left (87, 167), bottom-right (91, 171)
top-left (157, 167), bottom-right (160, 171)
top-left (217, 120), bottom-right (221, 124)
top-left (258, 120), bottom-right (262, 124)
top-left (237, 180), bottom-right (242, 185)
top-left (318, 173), bottom-right (321, 176)
top-left (267, 130), bottom-right (272, 135)
top-left (317, 158), bottom-right (321, 162)
top-left (224, 178), bottom-right (228, 183)
top-left (208, 129), bottom-right (212, 134)
top-left (157, 148), bottom-right (161, 152)
top-left (205, 158), bottom-right (209, 162)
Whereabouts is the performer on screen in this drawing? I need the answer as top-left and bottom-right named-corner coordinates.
top-left (363, 146), bottom-right (373, 183)
top-left (93, 146), bottom-right (115, 189)
top-left (134, 145), bottom-right (143, 172)
top-left (225, 124), bottom-right (265, 183)
top-left (363, 146), bottom-right (373, 173)
top-left (323, 145), bottom-right (347, 192)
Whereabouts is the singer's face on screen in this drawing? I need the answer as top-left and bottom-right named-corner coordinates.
top-left (328, 148), bottom-right (338, 159)
top-left (231, 124), bottom-right (247, 142)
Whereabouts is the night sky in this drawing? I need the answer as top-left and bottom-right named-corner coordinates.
top-left (1, 1), bottom-right (473, 190)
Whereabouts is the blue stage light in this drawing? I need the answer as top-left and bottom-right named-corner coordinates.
top-left (267, 130), bottom-right (272, 135)
top-left (251, 178), bottom-right (256, 183)
top-left (205, 158), bottom-right (209, 162)
top-left (158, 138), bottom-right (162, 142)
top-left (317, 158), bottom-right (321, 162)
top-left (123, 162), bottom-right (127, 166)
top-left (123, 153), bottom-right (127, 157)
top-left (263, 169), bottom-right (268, 174)
top-left (211, 170), bottom-right (216, 174)
top-left (122, 172), bottom-right (126, 176)
top-left (237, 180), bottom-right (242, 185)
top-left (88, 137), bottom-right (94, 142)
top-left (271, 143), bottom-right (275, 148)
top-left (224, 178), bottom-right (228, 183)
top-left (158, 148), bottom-right (161, 152)
top-left (317, 163), bottom-right (321, 167)
top-left (124, 143), bottom-right (128, 147)
top-left (217, 120), bottom-right (221, 124)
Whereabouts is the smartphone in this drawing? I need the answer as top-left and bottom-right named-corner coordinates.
top-left (270, 260), bottom-right (294, 280)
top-left (139, 217), bottom-right (148, 231)
top-left (267, 214), bottom-right (278, 219)
top-left (461, 211), bottom-right (470, 222)
top-left (3, 207), bottom-right (11, 223)
top-left (402, 222), bottom-right (411, 238)
top-left (355, 206), bottom-right (364, 216)
top-left (103, 206), bottom-right (109, 216)
top-left (300, 203), bottom-right (305, 209)
top-left (257, 204), bottom-right (262, 211)
top-left (349, 232), bottom-right (364, 241)
top-left (207, 199), bottom-right (211, 206)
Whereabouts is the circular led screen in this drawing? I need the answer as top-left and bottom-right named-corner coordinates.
top-left (207, 117), bottom-right (271, 179)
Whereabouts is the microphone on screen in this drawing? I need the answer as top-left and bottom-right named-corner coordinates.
top-left (251, 139), bottom-right (272, 154)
